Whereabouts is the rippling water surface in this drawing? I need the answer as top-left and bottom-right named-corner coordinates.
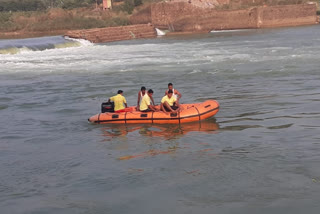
top-left (1, 25), bottom-right (320, 214)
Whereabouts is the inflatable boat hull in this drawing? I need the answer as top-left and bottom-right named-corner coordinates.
top-left (88, 100), bottom-right (219, 124)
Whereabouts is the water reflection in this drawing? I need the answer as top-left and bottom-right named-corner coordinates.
top-left (100, 118), bottom-right (219, 141)
top-left (99, 118), bottom-right (219, 160)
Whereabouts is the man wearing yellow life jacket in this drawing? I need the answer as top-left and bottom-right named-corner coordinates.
top-left (137, 86), bottom-right (155, 111)
top-left (165, 83), bottom-right (182, 104)
top-left (108, 90), bottom-right (127, 113)
top-left (140, 89), bottom-right (159, 112)
top-left (161, 89), bottom-right (180, 113)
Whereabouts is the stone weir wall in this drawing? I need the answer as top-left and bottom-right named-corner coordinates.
top-left (257, 4), bottom-right (318, 28)
top-left (65, 4), bottom-right (317, 43)
top-left (151, 2), bottom-right (318, 32)
top-left (65, 24), bottom-right (156, 43)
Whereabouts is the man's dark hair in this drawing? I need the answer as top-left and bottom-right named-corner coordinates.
top-left (141, 86), bottom-right (146, 91)
top-left (168, 89), bottom-right (173, 94)
top-left (118, 90), bottom-right (123, 94)
top-left (148, 89), bottom-right (153, 94)
top-left (168, 83), bottom-right (173, 86)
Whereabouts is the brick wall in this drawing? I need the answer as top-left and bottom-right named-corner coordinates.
top-left (171, 0), bottom-right (223, 8)
top-left (151, 2), bottom-right (317, 32)
top-left (258, 4), bottom-right (318, 28)
top-left (65, 24), bottom-right (156, 43)
top-left (151, 2), bottom-right (205, 29)
top-left (151, 2), bottom-right (257, 31)
top-left (65, 3), bottom-right (317, 43)
top-left (173, 7), bottom-right (258, 31)
top-left (129, 5), bottom-right (152, 25)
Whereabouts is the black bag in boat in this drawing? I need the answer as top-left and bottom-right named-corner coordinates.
top-left (101, 102), bottom-right (114, 113)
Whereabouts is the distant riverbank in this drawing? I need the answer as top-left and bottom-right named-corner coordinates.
top-left (0, 5), bottom-right (132, 39)
top-left (65, 3), bottom-right (318, 44)
top-left (1, 1), bottom-right (319, 40)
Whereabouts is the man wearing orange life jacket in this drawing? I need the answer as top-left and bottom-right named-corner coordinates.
top-left (108, 90), bottom-right (128, 113)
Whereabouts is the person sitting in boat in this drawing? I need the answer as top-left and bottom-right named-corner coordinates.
top-left (137, 86), bottom-right (155, 111)
top-left (108, 90), bottom-right (128, 113)
top-left (160, 89), bottom-right (180, 113)
top-left (165, 83), bottom-right (182, 104)
top-left (140, 89), bottom-right (159, 112)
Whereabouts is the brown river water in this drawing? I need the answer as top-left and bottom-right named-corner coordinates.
top-left (1, 25), bottom-right (320, 213)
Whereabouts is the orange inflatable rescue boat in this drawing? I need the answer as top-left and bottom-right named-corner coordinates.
top-left (88, 100), bottom-right (219, 124)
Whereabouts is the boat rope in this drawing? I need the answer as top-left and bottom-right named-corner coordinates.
top-left (194, 106), bottom-right (201, 122)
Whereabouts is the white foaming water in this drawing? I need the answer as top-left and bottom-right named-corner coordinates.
top-left (155, 28), bottom-right (166, 36)
top-left (64, 36), bottom-right (93, 47)
top-left (210, 29), bottom-right (253, 33)
top-left (0, 36), bottom-right (91, 55)
top-left (1, 26), bottom-right (319, 76)
top-left (0, 46), bottom-right (32, 55)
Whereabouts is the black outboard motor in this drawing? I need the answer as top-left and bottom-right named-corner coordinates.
top-left (101, 102), bottom-right (114, 113)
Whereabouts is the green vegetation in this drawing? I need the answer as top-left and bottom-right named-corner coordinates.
top-left (113, 0), bottom-right (142, 14)
top-left (0, 12), bottom-right (12, 30)
top-left (0, 0), bottom-right (145, 14)
top-left (0, 0), bottom-right (98, 11)
top-left (28, 16), bottom-right (129, 31)
top-left (60, 0), bottom-right (96, 9)
top-left (0, 9), bottom-right (130, 33)
top-left (0, 0), bottom-right (143, 12)
top-left (0, 0), bottom-right (146, 35)
top-left (0, 0), bottom-right (44, 12)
